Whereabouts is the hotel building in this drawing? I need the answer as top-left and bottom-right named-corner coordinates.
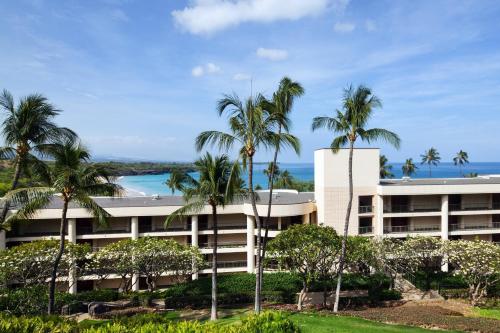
top-left (1, 148), bottom-right (499, 292)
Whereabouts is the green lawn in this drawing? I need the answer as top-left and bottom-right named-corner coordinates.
top-left (472, 307), bottom-right (500, 320)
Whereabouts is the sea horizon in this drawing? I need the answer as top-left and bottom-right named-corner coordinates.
top-left (118, 161), bottom-right (500, 196)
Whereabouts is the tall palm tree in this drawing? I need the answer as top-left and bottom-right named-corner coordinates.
top-left (165, 169), bottom-right (187, 194)
top-left (379, 155), bottom-right (394, 179)
top-left (453, 150), bottom-right (469, 177)
top-left (421, 147), bottom-right (440, 177)
top-left (312, 84), bottom-right (400, 312)
top-left (5, 140), bottom-right (122, 314)
top-left (258, 77), bottom-right (302, 306)
top-left (196, 93), bottom-right (297, 313)
top-left (165, 153), bottom-right (243, 320)
top-left (0, 90), bottom-right (76, 229)
top-left (402, 158), bottom-right (418, 177)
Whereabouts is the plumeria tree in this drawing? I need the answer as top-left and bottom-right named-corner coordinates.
top-left (266, 224), bottom-right (342, 310)
top-left (445, 239), bottom-right (500, 305)
top-left (0, 240), bottom-right (90, 289)
top-left (132, 237), bottom-right (203, 292)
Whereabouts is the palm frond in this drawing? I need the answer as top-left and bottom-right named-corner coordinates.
top-left (165, 200), bottom-right (205, 227)
top-left (330, 135), bottom-right (349, 152)
top-left (359, 128), bottom-right (401, 149)
top-left (74, 194), bottom-right (110, 227)
top-left (195, 131), bottom-right (237, 152)
top-left (0, 146), bottom-right (16, 160)
top-left (4, 187), bottom-right (54, 224)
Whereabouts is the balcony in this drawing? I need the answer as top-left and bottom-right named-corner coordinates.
top-left (199, 223), bottom-right (246, 231)
top-left (449, 202), bottom-right (500, 211)
top-left (6, 230), bottom-right (62, 238)
top-left (358, 226), bottom-right (373, 234)
top-left (384, 224), bottom-right (440, 234)
top-left (449, 222), bottom-right (500, 231)
top-left (384, 204), bottom-right (441, 214)
top-left (205, 260), bottom-right (247, 269)
top-left (200, 241), bottom-right (247, 248)
top-left (77, 226), bottom-right (130, 235)
top-left (359, 206), bottom-right (373, 214)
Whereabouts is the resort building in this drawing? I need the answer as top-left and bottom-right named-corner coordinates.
top-left (1, 148), bottom-right (499, 292)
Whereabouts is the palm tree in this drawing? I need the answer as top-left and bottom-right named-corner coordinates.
top-left (165, 169), bottom-right (187, 194)
top-left (5, 140), bottom-right (122, 314)
top-left (165, 153), bottom-right (243, 320)
top-left (379, 155), bottom-right (394, 179)
top-left (312, 84), bottom-right (400, 312)
top-left (0, 90), bottom-right (76, 229)
top-left (263, 162), bottom-right (281, 185)
top-left (453, 150), bottom-right (469, 177)
top-left (258, 77), bottom-right (302, 305)
top-left (196, 93), bottom-right (297, 313)
top-left (402, 158), bottom-right (418, 177)
top-left (421, 147), bottom-right (440, 177)
top-left (276, 170), bottom-right (294, 189)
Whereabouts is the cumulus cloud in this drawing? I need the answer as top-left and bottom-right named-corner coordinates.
top-left (233, 73), bottom-right (252, 80)
top-left (172, 0), bottom-right (349, 35)
top-left (334, 22), bottom-right (355, 33)
top-left (365, 19), bottom-right (376, 32)
top-left (191, 63), bottom-right (221, 77)
top-left (256, 47), bottom-right (288, 61)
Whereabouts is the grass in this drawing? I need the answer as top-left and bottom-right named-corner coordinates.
top-left (472, 307), bottom-right (500, 320)
top-left (79, 308), bottom-right (453, 332)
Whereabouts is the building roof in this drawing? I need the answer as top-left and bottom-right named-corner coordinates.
top-left (380, 176), bottom-right (500, 186)
top-left (7, 191), bottom-right (315, 210)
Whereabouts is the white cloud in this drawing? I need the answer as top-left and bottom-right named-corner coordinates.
top-left (172, 0), bottom-right (349, 35)
top-left (233, 73), bottom-right (252, 80)
top-left (256, 47), bottom-right (288, 61)
top-left (191, 63), bottom-right (221, 77)
top-left (365, 19), bottom-right (376, 32)
top-left (334, 22), bottom-right (355, 33)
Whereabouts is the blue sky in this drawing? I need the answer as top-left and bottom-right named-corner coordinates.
top-left (1, 0), bottom-right (500, 163)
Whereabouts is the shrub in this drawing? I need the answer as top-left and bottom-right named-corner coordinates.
top-left (0, 314), bottom-right (76, 333)
top-left (74, 289), bottom-right (120, 303)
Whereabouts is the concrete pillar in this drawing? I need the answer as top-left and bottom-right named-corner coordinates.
top-left (246, 216), bottom-right (255, 273)
top-left (0, 230), bottom-right (5, 250)
top-left (277, 217), bottom-right (282, 231)
top-left (68, 219), bottom-right (77, 294)
top-left (302, 213), bottom-right (310, 225)
top-left (375, 195), bottom-right (384, 236)
top-left (441, 195), bottom-right (449, 272)
top-left (130, 217), bottom-right (140, 291)
top-left (191, 215), bottom-right (199, 280)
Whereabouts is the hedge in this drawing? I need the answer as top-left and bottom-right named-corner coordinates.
top-left (0, 311), bottom-right (300, 333)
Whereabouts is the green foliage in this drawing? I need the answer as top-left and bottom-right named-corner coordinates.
top-left (0, 311), bottom-right (299, 333)
top-left (92, 161), bottom-right (195, 176)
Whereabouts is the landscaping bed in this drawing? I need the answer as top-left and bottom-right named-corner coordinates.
top-left (344, 301), bottom-right (500, 333)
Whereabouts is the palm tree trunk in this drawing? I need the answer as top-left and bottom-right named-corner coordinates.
top-left (333, 141), bottom-right (354, 313)
top-left (48, 199), bottom-right (68, 314)
top-left (249, 155), bottom-right (262, 313)
top-left (211, 204), bottom-right (218, 321)
top-left (429, 165), bottom-right (432, 177)
top-left (0, 157), bottom-right (23, 227)
top-left (258, 126), bottom-right (282, 304)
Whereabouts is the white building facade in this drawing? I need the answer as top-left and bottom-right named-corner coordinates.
top-left (1, 148), bottom-right (499, 292)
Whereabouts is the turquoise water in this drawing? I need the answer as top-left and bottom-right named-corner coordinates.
top-left (118, 162), bottom-right (500, 196)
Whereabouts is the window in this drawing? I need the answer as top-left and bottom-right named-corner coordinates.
top-left (358, 217), bottom-right (372, 234)
top-left (138, 216), bottom-right (152, 233)
top-left (358, 196), bottom-right (373, 213)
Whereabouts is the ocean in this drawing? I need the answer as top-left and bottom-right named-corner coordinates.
top-left (117, 162), bottom-right (500, 196)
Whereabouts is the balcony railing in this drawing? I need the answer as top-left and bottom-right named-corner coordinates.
top-left (384, 224), bottom-right (440, 233)
top-left (205, 260), bottom-right (247, 269)
top-left (449, 222), bottom-right (500, 231)
top-left (358, 226), bottom-right (373, 234)
top-left (200, 241), bottom-right (247, 248)
top-left (199, 223), bottom-right (246, 230)
top-left (359, 206), bottom-right (373, 214)
top-left (449, 202), bottom-right (500, 211)
top-left (384, 204), bottom-right (441, 213)
top-left (78, 226), bottom-right (130, 235)
top-left (6, 231), bottom-right (62, 238)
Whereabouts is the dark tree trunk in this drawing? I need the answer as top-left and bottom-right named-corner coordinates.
top-left (48, 199), bottom-right (68, 314)
top-left (333, 142), bottom-right (354, 313)
top-left (249, 155), bottom-right (263, 313)
top-left (0, 157), bottom-right (23, 227)
top-left (211, 204), bottom-right (218, 320)
top-left (259, 126), bottom-right (282, 304)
